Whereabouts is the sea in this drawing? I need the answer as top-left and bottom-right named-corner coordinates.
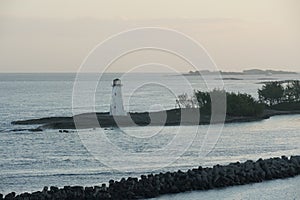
top-left (0, 72), bottom-right (299, 199)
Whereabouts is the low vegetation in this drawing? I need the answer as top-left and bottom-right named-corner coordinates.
top-left (176, 80), bottom-right (300, 116)
top-left (258, 80), bottom-right (300, 110)
top-left (195, 89), bottom-right (264, 117)
top-left (176, 89), bottom-right (264, 117)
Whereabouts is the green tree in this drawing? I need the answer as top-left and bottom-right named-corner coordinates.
top-left (290, 80), bottom-right (300, 101)
top-left (194, 89), bottom-right (264, 117)
top-left (226, 92), bottom-right (264, 116)
top-left (194, 90), bottom-right (211, 108)
top-left (258, 82), bottom-right (284, 106)
top-left (284, 81), bottom-right (295, 102)
top-left (176, 93), bottom-right (199, 108)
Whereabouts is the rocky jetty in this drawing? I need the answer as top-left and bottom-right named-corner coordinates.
top-left (2, 155), bottom-right (300, 200)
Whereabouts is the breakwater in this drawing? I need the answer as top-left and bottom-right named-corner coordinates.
top-left (2, 155), bottom-right (300, 200)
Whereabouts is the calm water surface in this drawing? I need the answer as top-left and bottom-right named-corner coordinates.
top-left (0, 73), bottom-right (299, 199)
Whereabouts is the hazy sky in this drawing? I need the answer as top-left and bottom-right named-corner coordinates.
top-left (0, 0), bottom-right (299, 72)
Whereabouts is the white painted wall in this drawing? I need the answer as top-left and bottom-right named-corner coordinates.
top-left (109, 79), bottom-right (127, 116)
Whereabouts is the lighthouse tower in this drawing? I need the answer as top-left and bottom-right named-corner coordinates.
top-left (109, 78), bottom-right (126, 116)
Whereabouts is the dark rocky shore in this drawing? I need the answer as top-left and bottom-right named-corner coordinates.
top-left (2, 156), bottom-right (300, 200)
top-left (11, 108), bottom-right (300, 131)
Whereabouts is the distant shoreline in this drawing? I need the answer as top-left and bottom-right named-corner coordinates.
top-left (183, 69), bottom-right (298, 76)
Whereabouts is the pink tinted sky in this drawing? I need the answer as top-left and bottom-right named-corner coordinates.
top-left (0, 0), bottom-right (299, 72)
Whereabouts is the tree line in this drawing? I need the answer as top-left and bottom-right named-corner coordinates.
top-left (176, 80), bottom-right (300, 117)
top-left (258, 80), bottom-right (300, 106)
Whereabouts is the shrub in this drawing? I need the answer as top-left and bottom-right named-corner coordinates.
top-left (194, 90), bottom-right (264, 117)
top-left (258, 82), bottom-right (284, 106)
top-left (258, 80), bottom-right (300, 106)
top-left (284, 80), bottom-right (300, 102)
top-left (226, 92), bottom-right (264, 117)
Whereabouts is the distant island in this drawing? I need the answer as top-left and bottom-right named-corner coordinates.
top-left (11, 81), bottom-right (300, 132)
top-left (184, 69), bottom-right (297, 76)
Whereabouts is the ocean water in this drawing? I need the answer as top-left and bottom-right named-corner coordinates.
top-left (0, 73), bottom-right (300, 199)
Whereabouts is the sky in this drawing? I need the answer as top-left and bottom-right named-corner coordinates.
top-left (0, 0), bottom-right (299, 72)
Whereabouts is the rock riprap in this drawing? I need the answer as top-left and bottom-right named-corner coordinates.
top-left (1, 156), bottom-right (300, 200)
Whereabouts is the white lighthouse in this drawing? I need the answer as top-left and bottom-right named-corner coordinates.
top-left (109, 78), bottom-right (127, 116)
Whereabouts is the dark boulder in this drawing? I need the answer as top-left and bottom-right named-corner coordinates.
top-left (4, 192), bottom-right (15, 200)
top-left (4, 155), bottom-right (300, 200)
